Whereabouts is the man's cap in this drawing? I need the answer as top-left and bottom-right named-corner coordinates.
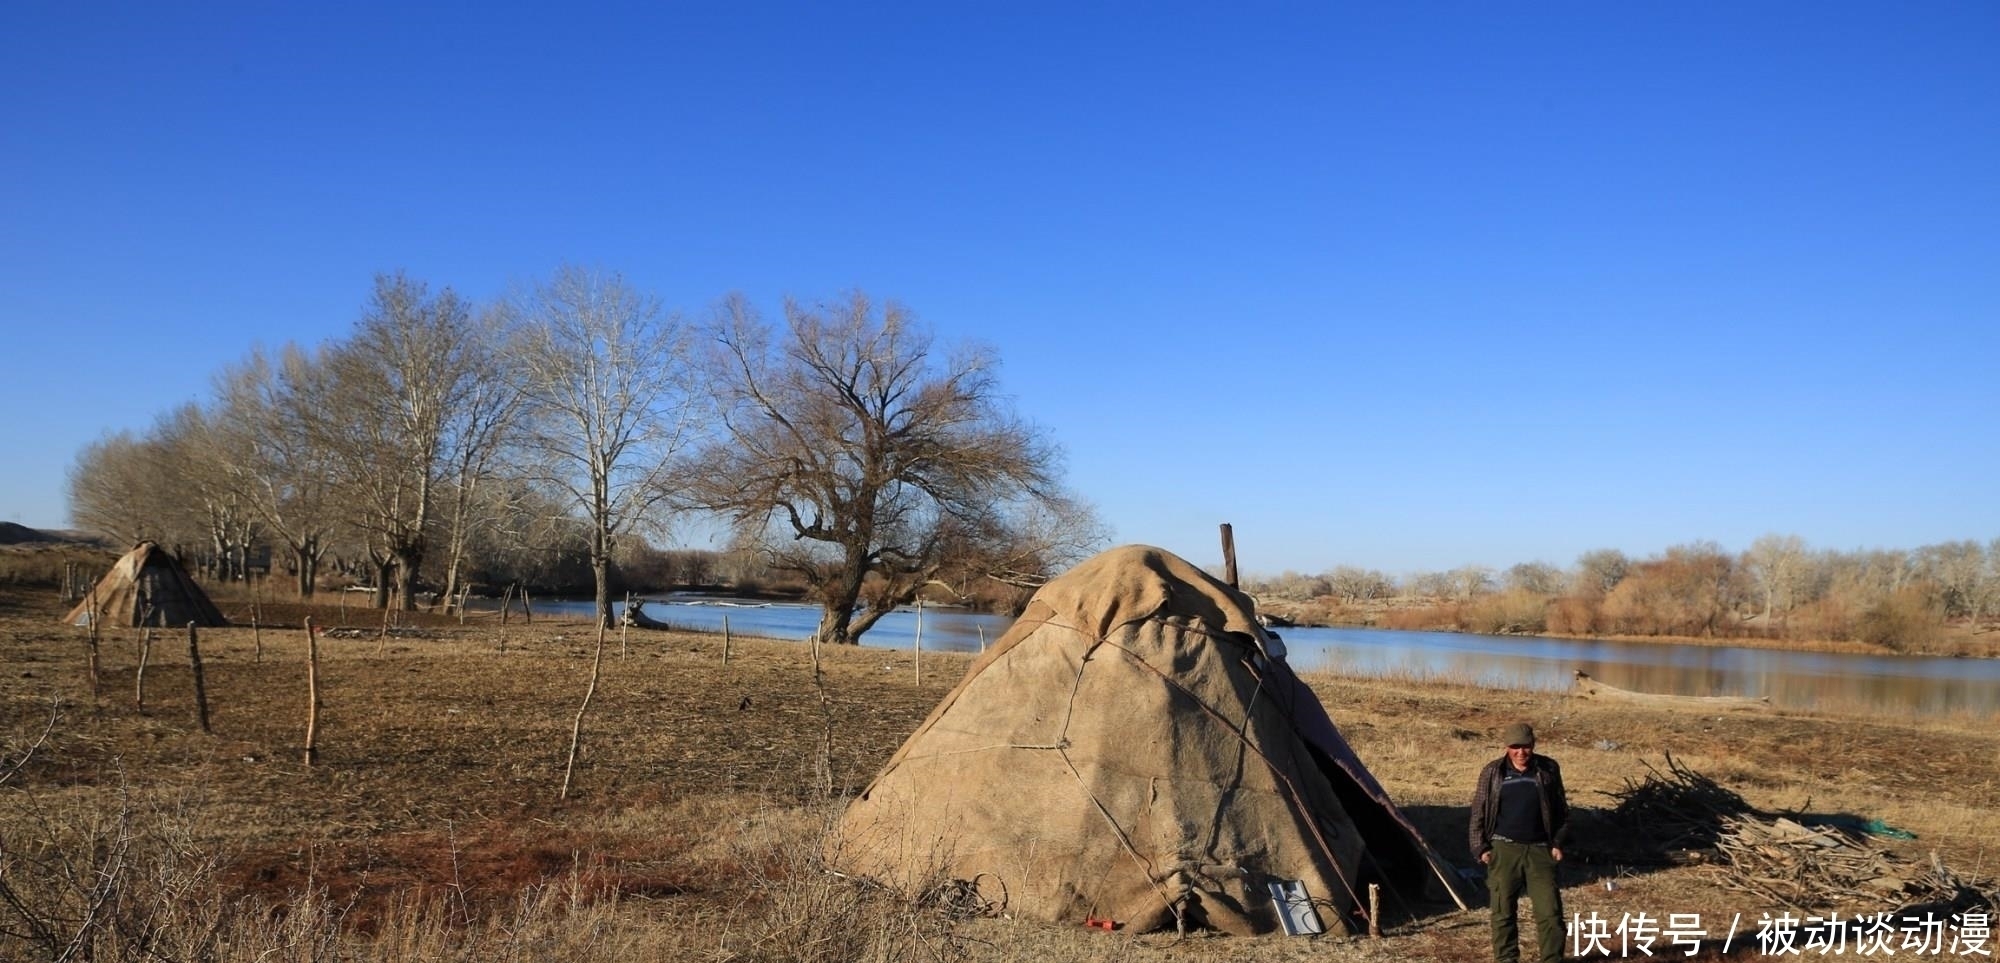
top-left (1502, 722), bottom-right (1536, 747)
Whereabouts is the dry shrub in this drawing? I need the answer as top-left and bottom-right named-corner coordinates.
top-left (1781, 595), bottom-right (1857, 643)
top-left (1378, 604), bottom-right (1456, 631)
top-left (1855, 587), bottom-right (1946, 653)
top-left (1544, 596), bottom-right (1600, 635)
top-left (1457, 589), bottom-right (1548, 635)
top-left (0, 544), bottom-right (115, 589)
top-left (717, 808), bottom-right (979, 963)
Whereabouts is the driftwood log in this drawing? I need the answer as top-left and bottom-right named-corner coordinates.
top-left (1573, 670), bottom-right (1770, 710)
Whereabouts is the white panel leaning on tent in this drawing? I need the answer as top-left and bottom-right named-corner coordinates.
top-left (831, 544), bottom-right (1471, 936)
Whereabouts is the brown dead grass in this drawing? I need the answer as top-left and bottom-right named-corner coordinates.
top-left (4, 584), bottom-right (1996, 961)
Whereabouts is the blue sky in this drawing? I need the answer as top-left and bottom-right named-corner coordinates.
top-left (3, 3), bottom-right (1995, 576)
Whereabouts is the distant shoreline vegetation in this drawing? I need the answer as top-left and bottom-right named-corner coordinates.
top-left (1245, 537), bottom-right (2000, 658)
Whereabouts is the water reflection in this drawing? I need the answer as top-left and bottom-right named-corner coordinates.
top-left (532, 598), bottom-right (2000, 718)
top-left (1289, 625), bottom-right (2000, 717)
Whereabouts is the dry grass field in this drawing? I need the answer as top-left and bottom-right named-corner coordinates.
top-left (3, 583), bottom-right (1995, 962)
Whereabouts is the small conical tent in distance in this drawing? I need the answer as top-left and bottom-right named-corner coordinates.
top-left (833, 544), bottom-right (1471, 936)
top-left (64, 541), bottom-right (227, 629)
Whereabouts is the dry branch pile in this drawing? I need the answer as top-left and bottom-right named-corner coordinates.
top-left (1601, 753), bottom-right (1756, 855)
top-left (1604, 754), bottom-right (1996, 915)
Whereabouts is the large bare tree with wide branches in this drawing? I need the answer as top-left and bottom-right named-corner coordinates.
top-left (695, 292), bottom-right (1100, 645)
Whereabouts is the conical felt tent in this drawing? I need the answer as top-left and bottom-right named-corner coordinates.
top-left (64, 541), bottom-right (227, 629)
top-left (833, 544), bottom-right (1469, 936)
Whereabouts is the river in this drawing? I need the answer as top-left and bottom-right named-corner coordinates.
top-left (535, 595), bottom-right (2000, 718)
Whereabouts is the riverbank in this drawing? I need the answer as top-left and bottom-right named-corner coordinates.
top-left (3, 584), bottom-right (1994, 961)
top-left (1262, 597), bottom-right (2000, 659)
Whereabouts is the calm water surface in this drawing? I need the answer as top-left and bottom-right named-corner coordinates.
top-left (539, 596), bottom-right (2000, 718)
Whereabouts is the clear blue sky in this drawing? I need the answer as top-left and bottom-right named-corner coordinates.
top-left (4, 3), bottom-right (1995, 576)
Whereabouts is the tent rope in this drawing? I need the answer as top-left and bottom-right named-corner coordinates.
top-left (1051, 630), bottom-right (1186, 924)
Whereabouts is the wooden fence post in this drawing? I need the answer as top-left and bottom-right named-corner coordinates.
top-left (187, 622), bottom-right (212, 734)
top-left (304, 616), bottom-right (320, 767)
top-left (722, 614), bottom-right (731, 665)
top-left (914, 600), bottom-right (923, 687)
top-left (135, 627), bottom-right (153, 710)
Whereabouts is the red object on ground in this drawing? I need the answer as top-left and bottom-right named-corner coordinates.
top-left (1083, 916), bottom-right (1116, 931)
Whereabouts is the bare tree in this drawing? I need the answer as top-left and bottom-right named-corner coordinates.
top-left (435, 306), bottom-right (524, 611)
top-left (1327, 565), bottom-right (1393, 602)
top-left (695, 292), bottom-right (1074, 644)
top-left (68, 430), bottom-right (184, 546)
top-left (311, 273), bottom-right (495, 610)
top-left (507, 267), bottom-right (696, 628)
top-left (213, 345), bottom-right (344, 596)
top-left (1919, 540), bottom-right (1989, 622)
top-left (1503, 561), bottom-right (1564, 595)
top-left (1572, 548), bottom-right (1631, 597)
top-left (1743, 533), bottom-right (1808, 624)
top-left (1447, 565), bottom-right (1494, 600)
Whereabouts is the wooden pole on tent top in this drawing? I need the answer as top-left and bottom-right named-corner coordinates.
top-left (1219, 523), bottom-right (1238, 589)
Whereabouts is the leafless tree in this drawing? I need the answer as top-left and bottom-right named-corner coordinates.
top-left (69, 405), bottom-right (252, 573)
top-left (1743, 533), bottom-right (1808, 624)
top-left (695, 292), bottom-right (1080, 644)
top-left (434, 306), bottom-right (524, 610)
top-left (213, 345), bottom-right (344, 596)
top-left (1327, 566), bottom-right (1393, 602)
top-left (68, 430), bottom-right (183, 546)
top-left (1447, 565), bottom-right (1494, 600)
top-left (310, 273), bottom-right (496, 610)
top-left (1918, 540), bottom-right (1989, 622)
top-left (156, 402), bottom-right (262, 582)
top-left (507, 267), bottom-right (697, 628)
top-left (1503, 561), bottom-right (1565, 595)
top-left (1572, 548), bottom-right (1631, 597)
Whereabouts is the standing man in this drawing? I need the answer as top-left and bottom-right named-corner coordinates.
top-left (1470, 722), bottom-right (1570, 963)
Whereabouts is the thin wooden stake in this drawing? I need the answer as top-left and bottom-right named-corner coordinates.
top-left (722, 614), bottom-right (731, 665)
top-left (619, 593), bottom-right (630, 661)
top-left (1368, 883), bottom-right (1381, 938)
top-left (375, 601), bottom-right (392, 657)
top-left (303, 617), bottom-right (319, 767)
top-left (560, 619), bottom-right (607, 801)
top-left (187, 622), bottom-right (212, 734)
top-left (914, 599), bottom-right (923, 687)
top-left (251, 602), bottom-right (264, 664)
top-left (135, 627), bottom-right (153, 710)
top-left (977, 624), bottom-right (986, 654)
top-left (80, 589), bottom-right (105, 700)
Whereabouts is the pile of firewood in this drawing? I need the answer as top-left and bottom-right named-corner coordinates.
top-left (1603, 754), bottom-right (1994, 913)
top-left (1600, 752), bottom-right (1756, 854)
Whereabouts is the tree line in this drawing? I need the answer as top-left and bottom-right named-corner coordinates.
top-left (67, 269), bottom-right (1105, 643)
top-left (1247, 535), bottom-right (2000, 650)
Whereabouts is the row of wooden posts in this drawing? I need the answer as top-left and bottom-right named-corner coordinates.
top-left (81, 591), bottom-right (987, 780)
